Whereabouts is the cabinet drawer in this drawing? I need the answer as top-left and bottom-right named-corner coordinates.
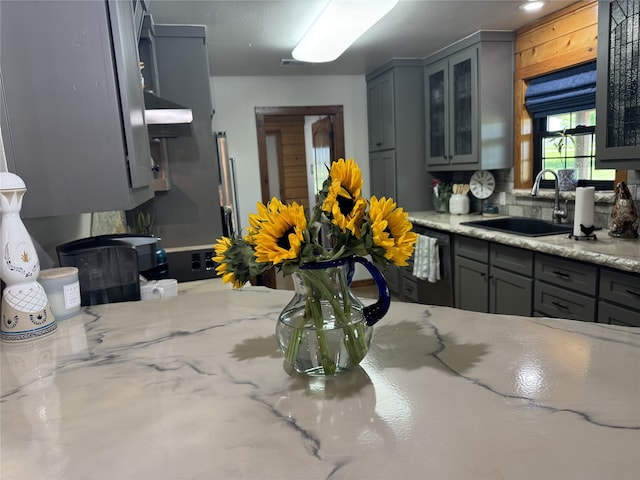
top-left (490, 243), bottom-right (533, 276)
top-left (599, 268), bottom-right (640, 311)
top-left (598, 300), bottom-right (640, 327)
top-left (455, 235), bottom-right (488, 263)
top-left (534, 254), bottom-right (597, 296)
top-left (534, 280), bottom-right (596, 322)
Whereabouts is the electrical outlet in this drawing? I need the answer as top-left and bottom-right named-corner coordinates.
top-left (498, 192), bottom-right (506, 205)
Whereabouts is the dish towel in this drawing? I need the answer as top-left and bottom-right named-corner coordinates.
top-left (412, 234), bottom-right (440, 283)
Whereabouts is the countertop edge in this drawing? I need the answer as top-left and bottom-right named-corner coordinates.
top-left (408, 212), bottom-right (640, 274)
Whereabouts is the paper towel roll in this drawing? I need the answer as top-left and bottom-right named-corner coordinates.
top-left (573, 186), bottom-right (595, 237)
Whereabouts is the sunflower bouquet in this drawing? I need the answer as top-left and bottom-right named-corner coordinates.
top-left (213, 158), bottom-right (416, 375)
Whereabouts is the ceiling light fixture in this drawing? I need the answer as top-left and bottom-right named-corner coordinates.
top-left (292, 0), bottom-right (399, 63)
top-left (519, 1), bottom-right (545, 12)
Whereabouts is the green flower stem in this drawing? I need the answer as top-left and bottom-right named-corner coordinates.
top-left (304, 269), bottom-right (368, 368)
top-left (308, 292), bottom-right (337, 375)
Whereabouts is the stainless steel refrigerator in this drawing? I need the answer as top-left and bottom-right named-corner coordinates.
top-left (216, 132), bottom-right (241, 239)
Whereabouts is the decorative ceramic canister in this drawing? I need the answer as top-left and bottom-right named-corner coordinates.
top-left (0, 172), bottom-right (56, 342)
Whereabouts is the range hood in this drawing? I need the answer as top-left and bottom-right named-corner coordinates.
top-left (144, 91), bottom-right (193, 138)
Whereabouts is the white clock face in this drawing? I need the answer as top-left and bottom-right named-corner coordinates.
top-left (469, 170), bottom-right (496, 199)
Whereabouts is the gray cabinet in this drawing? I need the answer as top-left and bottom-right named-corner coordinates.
top-left (369, 150), bottom-right (397, 199)
top-left (143, 23), bottom-right (223, 249)
top-left (598, 268), bottom-right (640, 327)
top-left (454, 236), bottom-right (489, 313)
top-left (0, 0), bottom-right (154, 218)
top-left (455, 236), bottom-right (533, 315)
top-left (534, 253), bottom-right (597, 322)
top-left (366, 60), bottom-right (430, 213)
top-left (489, 243), bottom-right (533, 316)
top-left (367, 70), bottom-right (395, 152)
top-left (424, 31), bottom-right (514, 172)
top-left (456, 254), bottom-right (489, 312)
top-left (595, 0), bottom-right (640, 169)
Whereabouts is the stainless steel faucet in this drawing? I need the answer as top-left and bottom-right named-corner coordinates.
top-left (530, 169), bottom-right (568, 224)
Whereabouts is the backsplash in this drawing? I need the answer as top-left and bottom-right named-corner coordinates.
top-left (490, 169), bottom-right (639, 229)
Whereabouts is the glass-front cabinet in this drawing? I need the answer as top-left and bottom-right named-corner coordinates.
top-left (424, 32), bottom-right (513, 172)
top-left (596, 0), bottom-right (640, 169)
top-left (425, 49), bottom-right (478, 167)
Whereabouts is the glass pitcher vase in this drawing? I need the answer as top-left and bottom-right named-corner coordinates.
top-left (276, 256), bottom-right (390, 376)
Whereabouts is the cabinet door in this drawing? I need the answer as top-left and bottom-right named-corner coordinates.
top-left (424, 60), bottom-right (449, 166)
top-left (449, 47), bottom-right (478, 166)
top-left (455, 256), bottom-right (489, 312)
top-left (0, 0), bottom-right (153, 218)
top-left (369, 150), bottom-right (397, 199)
top-left (490, 266), bottom-right (533, 316)
top-left (367, 70), bottom-right (395, 151)
top-left (595, 0), bottom-right (640, 168)
top-left (108, 0), bottom-right (154, 189)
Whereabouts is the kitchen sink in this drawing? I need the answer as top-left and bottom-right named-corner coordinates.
top-left (460, 217), bottom-right (574, 237)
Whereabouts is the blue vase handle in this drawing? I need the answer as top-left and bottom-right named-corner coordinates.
top-left (349, 256), bottom-right (391, 326)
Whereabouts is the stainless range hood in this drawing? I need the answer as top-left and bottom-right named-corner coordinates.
top-left (144, 91), bottom-right (193, 138)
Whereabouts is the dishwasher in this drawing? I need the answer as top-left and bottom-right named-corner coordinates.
top-left (403, 225), bottom-right (454, 307)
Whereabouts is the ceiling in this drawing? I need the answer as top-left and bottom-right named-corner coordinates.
top-left (147, 0), bottom-right (577, 77)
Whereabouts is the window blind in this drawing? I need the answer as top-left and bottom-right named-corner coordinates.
top-left (525, 61), bottom-right (597, 116)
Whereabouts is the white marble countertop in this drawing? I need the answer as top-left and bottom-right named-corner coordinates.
top-left (409, 211), bottom-right (640, 273)
top-left (1, 280), bottom-right (639, 479)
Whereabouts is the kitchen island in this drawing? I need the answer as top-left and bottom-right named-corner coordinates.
top-left (1, 280), bottom-right (639, 479)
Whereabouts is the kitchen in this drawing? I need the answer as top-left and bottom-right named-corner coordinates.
top-left (1, 1), bottom-right (639, 477)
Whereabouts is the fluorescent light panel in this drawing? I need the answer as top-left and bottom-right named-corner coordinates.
top-left (292, 0), bottom-right (399, 63)
top-left (519, 1), bottom-right (545, 12)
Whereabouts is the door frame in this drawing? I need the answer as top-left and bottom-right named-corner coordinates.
top-left (255, 106), bottom-right (345, 204)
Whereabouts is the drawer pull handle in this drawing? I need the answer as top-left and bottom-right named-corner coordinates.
top-left (552, 301), bottom-right (569, 310)
top-left (552, 270), bottom-right (571, 280)
top-left (625, 289), bottom-right (640, 297)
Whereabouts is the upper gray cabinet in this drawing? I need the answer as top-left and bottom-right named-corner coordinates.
top-left (0, 0), bottom-right (154, 218)
top-left (424, 31), bottom-right (514, 172)
top-left (595, 0), bottom-right (640, 169)
top-left (367, 69), bottom-right (395, 152)
top-left (366, 60), bottom-right (430, 212)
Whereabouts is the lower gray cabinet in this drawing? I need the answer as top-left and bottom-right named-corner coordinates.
top-left (598, 301), bottom-right (640, 327)
top-left (455, 256), bottom-right (489, 313)
top-left (534, 280), bottom-right (596, 322)
top-left (598, 268), bottom-right (640, 327)
top-left (490, 267), bottom-right (533, 316)
top-left (534, 253), bottom-right (597, 322)
top-left (455, 236), bottom-right (533, 316)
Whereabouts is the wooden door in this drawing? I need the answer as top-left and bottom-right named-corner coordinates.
top-left (311, 116), bottom-right (334, 205)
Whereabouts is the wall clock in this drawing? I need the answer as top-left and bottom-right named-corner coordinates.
top-left (469, 170), bottom-right (496, 199)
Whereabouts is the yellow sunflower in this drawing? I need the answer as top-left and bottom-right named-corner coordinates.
top-left (322, 158), bottom-right (366, 238)
top-left (213, 236), bottom-right (246, 288)
top-left (244, 201), bottom-right (270, 245)
top-left (368, 196), bottom-right (417, 266)
top-left (253, 199), bottom-right (307, 265)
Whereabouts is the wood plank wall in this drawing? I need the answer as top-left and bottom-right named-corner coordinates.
top-left (513, 0), bottom-right (599, 189)
top-left (265, 116), bottom-right (309, 210)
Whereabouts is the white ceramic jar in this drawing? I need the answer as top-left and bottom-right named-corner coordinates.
top-left (449, 194), bottom-right (470, 215)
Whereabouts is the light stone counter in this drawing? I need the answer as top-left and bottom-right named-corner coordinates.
top-left (409, 211), bottom-right (640, 273)
top-left (1, 280), bottom-right (639, 479)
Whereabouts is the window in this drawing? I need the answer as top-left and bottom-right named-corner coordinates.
top-left (533, 109), bottom-right (615, 189)
top-left (525, 61), bottom-right (615, 190)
